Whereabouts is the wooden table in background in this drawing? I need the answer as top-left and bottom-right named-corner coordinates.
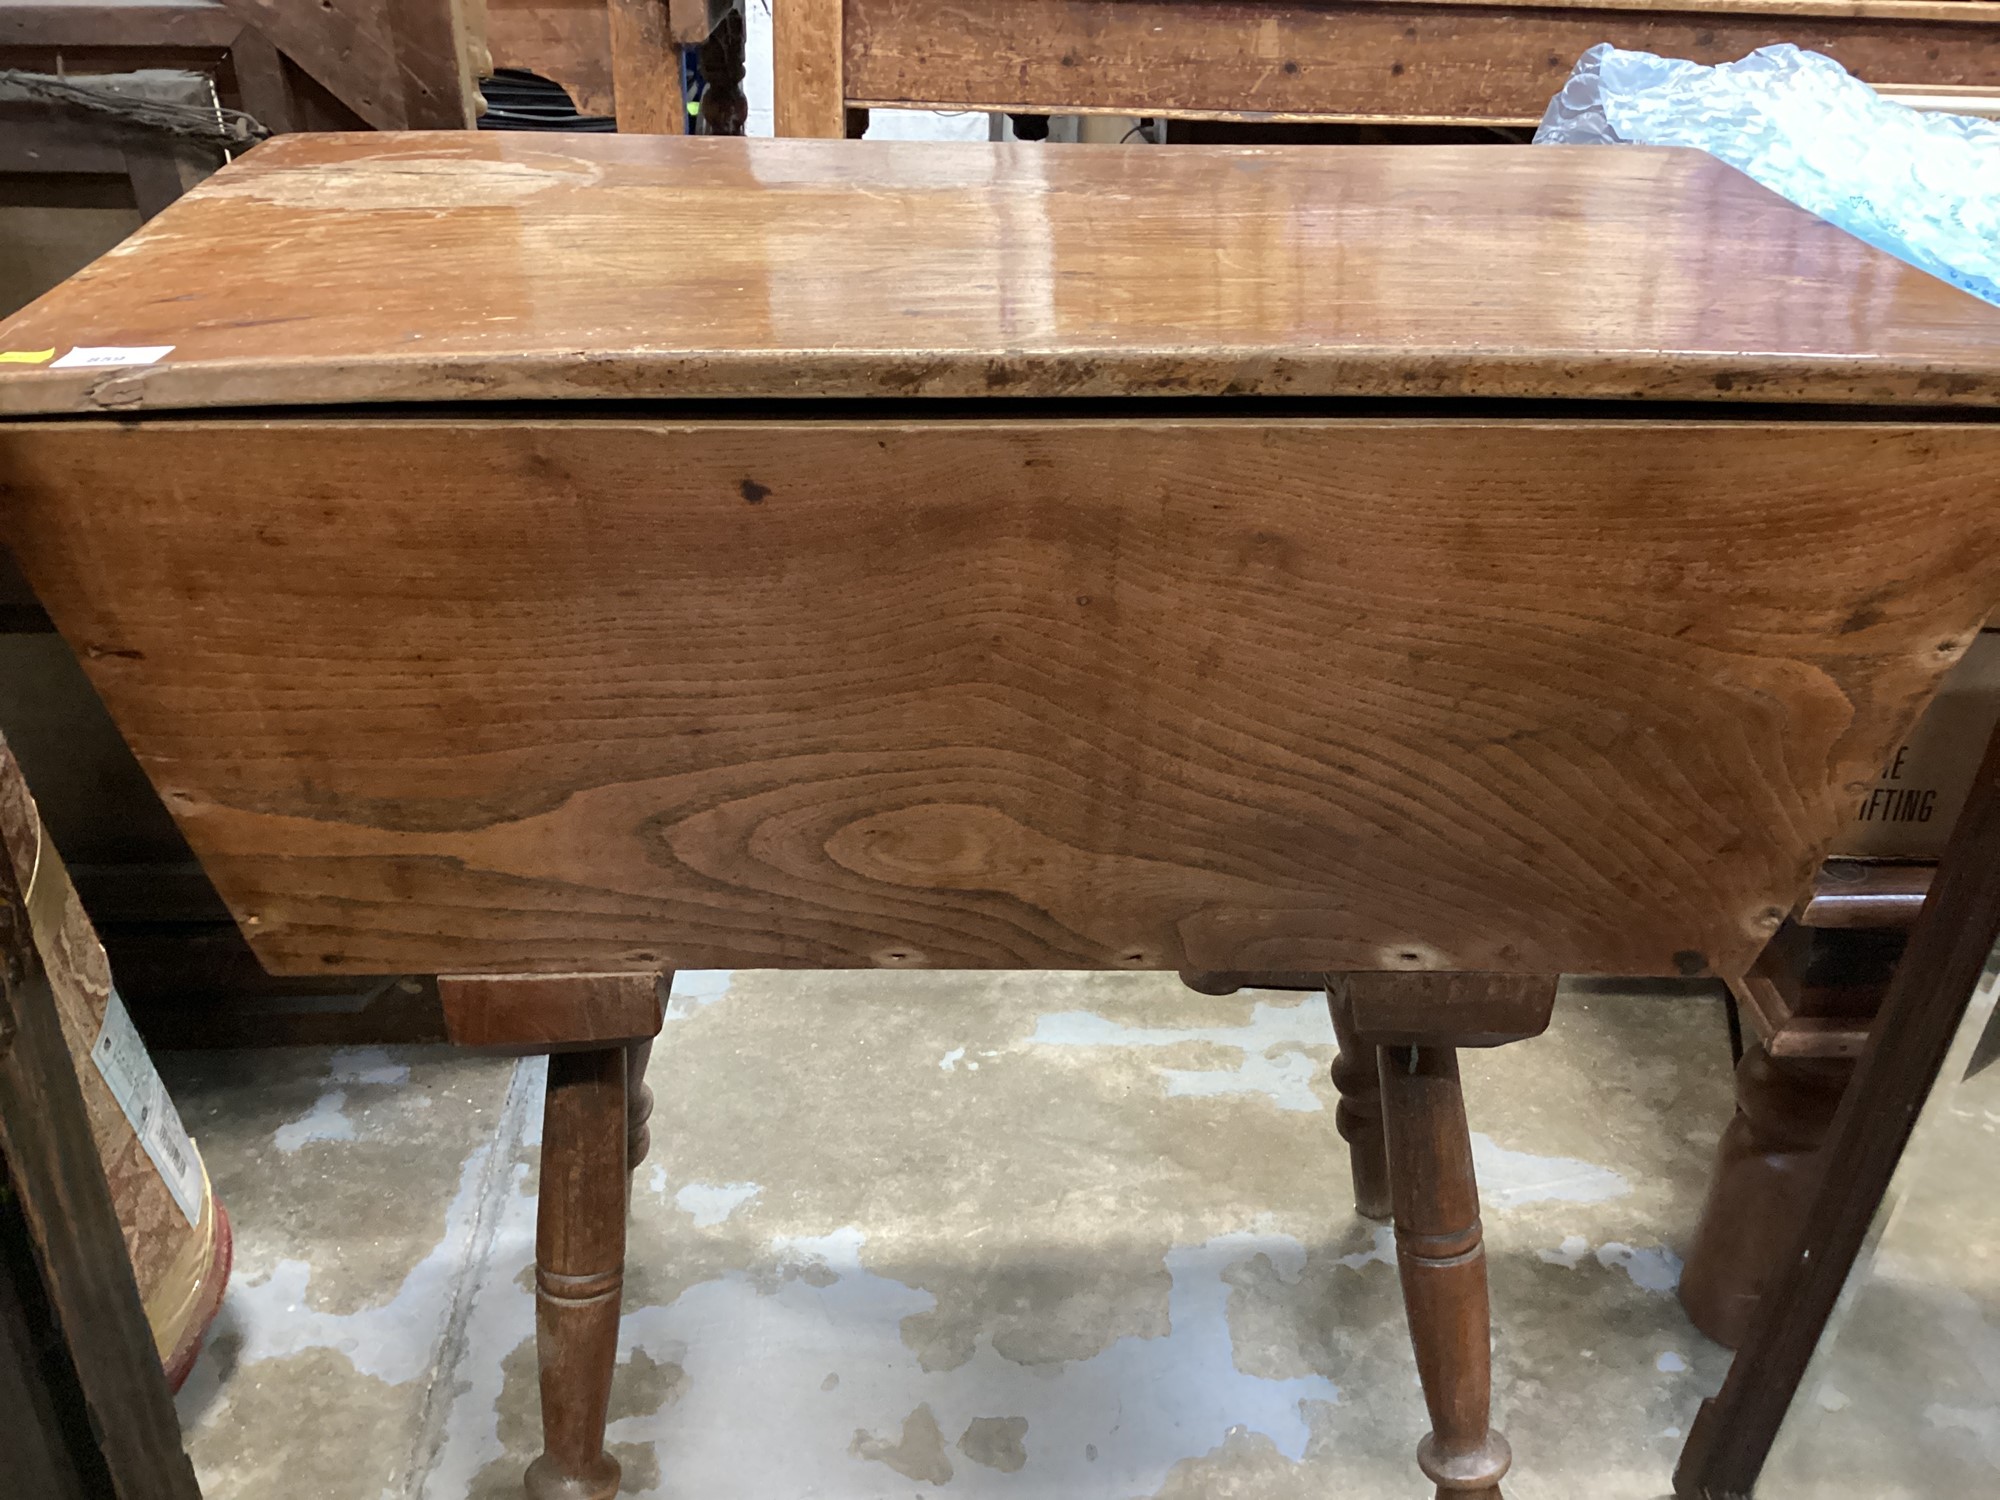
top-left (4, 133), bottom-right (2000, 1499)
top-left (773, 0), bottom-right (2000, 136)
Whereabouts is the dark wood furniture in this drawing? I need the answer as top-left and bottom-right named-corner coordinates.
top-left (5, 132), bottom-right (2000, 1498)
top-left (1676, 864), bottom-right (1920, 1344)
top-left (1676, 722), bottom-right (2000, 1496)
top-left (1675, 843), bottom-right (1959, 1348)
top-left (773, 0), bottom-right (2000, 137)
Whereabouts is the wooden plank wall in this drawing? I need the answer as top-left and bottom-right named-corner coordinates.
top-left (773, 0), bottom-right (2000, 129)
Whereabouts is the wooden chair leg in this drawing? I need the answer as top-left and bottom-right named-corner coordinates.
top-left (1380, 1043), bottom-right (1511, 1500)
top-left (626, 1037), bottom-right (656, 1177)
top-left (1328, 986), bottom-right (1393, 1220)
top-left (527, 1047), bottom-right (629, 1500)
top-left (433, 971), bottom-right (669, 1500)
top-left (1677, 1040), bottom-right (1852, 1348)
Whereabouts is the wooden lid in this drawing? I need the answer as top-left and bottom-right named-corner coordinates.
top-left (2, 131), bottom-right (1997, 414)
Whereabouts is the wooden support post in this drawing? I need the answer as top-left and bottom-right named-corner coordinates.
top-left (609, 0), bottom-right (687, 134)
top-left (527, 1047), bottom-right (628, 1500)
top-left (1328, 984), bottom-right (1392, 1221)
top-left (774, 0), bottom-right (845, 136)
top-left (1381, 1044), bottom-right (1511, 1500)
top-left (228, 25), bottom-right (300, 133)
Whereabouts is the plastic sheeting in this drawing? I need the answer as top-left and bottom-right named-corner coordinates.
top-left (1536, 44), bottom-right (2000, 306)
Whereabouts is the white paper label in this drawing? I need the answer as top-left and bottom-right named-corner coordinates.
top-left (50, 344), bottom-right (175, 370)
top-left (91, 989), bottom-right (202, 1226)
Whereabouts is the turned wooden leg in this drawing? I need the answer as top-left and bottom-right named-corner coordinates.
top-left (1678, 1039), bottom-right (1853, 1348)
top-left (1380, 1044), bottom-right (1510, 1500)
top-left (527, 1047), bottom-right (629, 1500)
top-left (625, 1038), bottom-right (656, 1177)
top-left (433, 971), bottom-right (668, 1500)
top-left (1328, 986), bottom-right (1393, 1220)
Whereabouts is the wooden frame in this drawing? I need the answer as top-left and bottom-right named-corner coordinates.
top-left (773, 0), bottom-right (2000, 136)
top-left (0, 1), bottom-right (482, 131)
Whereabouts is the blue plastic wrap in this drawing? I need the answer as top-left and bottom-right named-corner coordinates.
top-left (1536, 44), bottom-right (2000, 306)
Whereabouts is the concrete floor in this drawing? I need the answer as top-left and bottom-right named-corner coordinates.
top-left (159, 973), bottom-right (1742, 1499)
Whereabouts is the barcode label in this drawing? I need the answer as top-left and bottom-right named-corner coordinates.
top-left (49, 344), bottom-right (174, 370)
top-left (91, 989), bottom-right (202, 1227)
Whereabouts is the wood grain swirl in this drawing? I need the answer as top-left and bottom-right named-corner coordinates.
top-left (5, 416), bottom-right (1996, 978)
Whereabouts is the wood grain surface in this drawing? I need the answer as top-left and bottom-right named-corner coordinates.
top-left (1333, 971), bottom-right (1557, 1048)
top-left (217, 0), bottom-right (480, 130)
top-left (6, 415), bottom-right (1998, 979)
top-left (439, 972), bottom-right (668, 1049)
top-left (774, 0), bottom-right (846, 135)
top-left (486, 0), bottom-right (617, 116)
top-left (607, 0), bottom-right (685, 133)
top-left (843, 0), bottom-right (2000, 124)
top-left (3, 133), bottom-right (2000, 414)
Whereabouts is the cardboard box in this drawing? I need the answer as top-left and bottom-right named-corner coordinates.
top-left (1832, 629), bottom-right (2000, 859)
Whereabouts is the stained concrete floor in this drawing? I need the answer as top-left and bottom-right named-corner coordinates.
top-left (157, 973), bottom-right (1743, 1500)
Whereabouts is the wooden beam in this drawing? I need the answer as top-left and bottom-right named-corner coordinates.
top-left (216, 0), bottom-right (401, 127)
top-left (217, 0), bottom-right (477, 129)
top-left (0, 3), bottom-right (240, 50)
top-left (380, 0), bottom-right (483, 128)
top-left (667, 0), bottom-right (711, 45)
top-left (607, 0), bottom-right (685, 133)
top-left (225, 24), bottom-right (298, 132)
top-left (0, 1219), bottom-right (95, 1500)
top-left (774, 0), bottom-right (844, 135)
top-left (841, 0), bottom-right (2000, 123)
